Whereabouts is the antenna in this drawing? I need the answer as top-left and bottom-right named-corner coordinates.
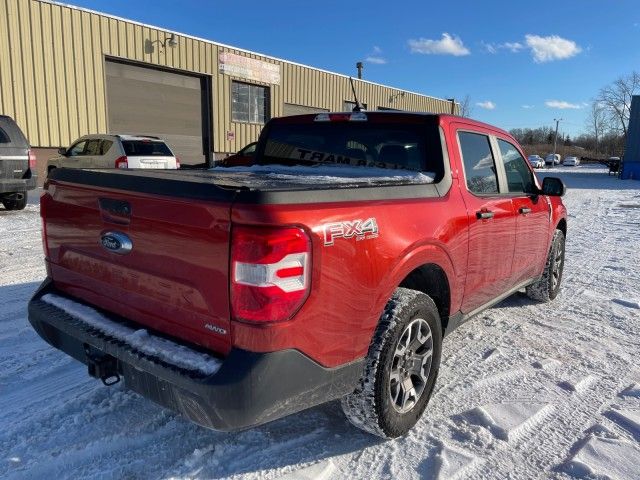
top-left (349, 77), bottom-right (363, 112)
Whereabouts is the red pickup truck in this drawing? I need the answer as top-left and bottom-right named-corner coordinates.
top-left (29, 112), bottom-right (567, 438)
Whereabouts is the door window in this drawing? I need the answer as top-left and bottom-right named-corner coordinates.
top-left (68, 141), bottom-right (87, 156)
top-left (458, 132), bottom-right (499, 194)
top-left (497, 139), bottom-right (535, 193)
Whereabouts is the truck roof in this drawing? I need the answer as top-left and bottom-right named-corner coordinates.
top-left (269, 111), bottom-right (513, 139)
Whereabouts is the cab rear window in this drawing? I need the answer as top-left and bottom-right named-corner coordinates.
top-left (122, 140), bottom-right (172, 156)
top-left (260, 122), bottom-right (444, 179)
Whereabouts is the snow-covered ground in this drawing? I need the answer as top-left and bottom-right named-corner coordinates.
top-left (1, 165), bottom-right (639, 479)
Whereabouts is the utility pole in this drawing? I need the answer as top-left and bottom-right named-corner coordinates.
top-left (552, 118), bottom-right (562, 168)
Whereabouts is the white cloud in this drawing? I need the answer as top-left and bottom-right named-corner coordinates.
top-left (525, 34), bottom-right (581, 62)
top-left (522, 104), bottom-right (535, 109)
top-left (482, 41), bottom-right (523, 54)
top-left (408, 33), bottom-right (470, 56)
top-left (476, 101), bottom-right (496, 110)
top-left (365, 46), bottom-right (387, 64)
top-left (481, 42), bottom-right (497, 54)
top-left (545, 100), bottom-right (582, 109)
top-left (365, 56), bottom-right (387, 64)
top-left (503, 42), bottom-right (524, 52)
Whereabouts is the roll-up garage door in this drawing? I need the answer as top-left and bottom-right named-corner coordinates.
top-left (282, 103), bottom-right (329, 116)
top-left (105, 60), bottom-right (209, 165)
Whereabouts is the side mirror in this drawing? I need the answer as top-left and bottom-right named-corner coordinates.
top-left (541, 177), bottom-right (566, 196)
top-left (58, 147), bottom-right (68, 156)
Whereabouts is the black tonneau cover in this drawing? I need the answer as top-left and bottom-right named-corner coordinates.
top-left (48, 167), bottom-right (450, 205)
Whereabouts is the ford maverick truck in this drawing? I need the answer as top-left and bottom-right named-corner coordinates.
top-left (29, 112), bottom-right (567, 438)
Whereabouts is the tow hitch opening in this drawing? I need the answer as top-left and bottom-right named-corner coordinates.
top-left (84, 345), bottom-right (121, 386)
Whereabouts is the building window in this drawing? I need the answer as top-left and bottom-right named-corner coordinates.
top-left (232, 81), bottom-right (269, 124)
top-left (343, 100), bottom-right (367, 111)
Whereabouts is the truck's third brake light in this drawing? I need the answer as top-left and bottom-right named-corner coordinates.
top-left (231, 226), bottom-right (311, 323)
top-left (314, 112), bottom-right (368, 122)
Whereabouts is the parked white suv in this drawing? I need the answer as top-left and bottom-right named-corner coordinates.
top-left (527, 155), bottom-right (545, 169)
top-left (47, 134), bottom-right (179, 175)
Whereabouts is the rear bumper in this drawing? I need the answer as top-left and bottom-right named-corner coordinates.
top-left (28, 279), bottom-right (363, 431)
top-left (0, 175), bottom-right (37, 193)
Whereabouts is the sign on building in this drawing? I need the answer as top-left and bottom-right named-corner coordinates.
top-left (218, 52), bottom-right (281, 85)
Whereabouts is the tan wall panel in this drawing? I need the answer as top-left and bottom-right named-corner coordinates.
top-left (0, 1), bottom-right (15, 115)
top-left (38, 1), bottom-right (58, 145)
top-left (6, 0), bottom-right (27, 137)
top-left (50, 4), bottom-right (68, 144)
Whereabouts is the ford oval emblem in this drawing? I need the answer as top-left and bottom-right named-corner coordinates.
top-left (100, 231), bottom-right (133, 255)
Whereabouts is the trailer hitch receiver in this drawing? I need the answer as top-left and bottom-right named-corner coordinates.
top-left (84, 345), bottom-right (120, 386)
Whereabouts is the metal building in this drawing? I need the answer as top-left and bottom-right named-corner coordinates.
top-left (0, 0), bottom-right (457, 177)
top-left (621, 96), bottom-right (640, 180)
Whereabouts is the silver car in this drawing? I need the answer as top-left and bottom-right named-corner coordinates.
top-left (47, 134), bottom-right (179, 175)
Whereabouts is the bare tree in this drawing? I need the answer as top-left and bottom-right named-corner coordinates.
top-left (459, 95), bottom-right (473, 117)
top-left (585, 101), bottom-right (610, 154)
top-left (596, 71), bottom-right (640, 138)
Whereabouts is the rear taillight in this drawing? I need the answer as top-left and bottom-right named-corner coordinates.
top-left (175, 157), bottom-right (181, 169)
top-left (28, 149), bottom-right (37, 169)
top-left (115, 156), bottom-right (128, 169)
top-left (231, 226), bottom-right (311, 323)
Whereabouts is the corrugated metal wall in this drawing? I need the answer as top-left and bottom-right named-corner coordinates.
top-left (0, 0), bottom-right (457, 154)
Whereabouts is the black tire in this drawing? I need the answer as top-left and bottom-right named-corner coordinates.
top-left (47, 166), bottom-right (56, 176)
top-left (526, 229), bottom-right (565, 302)
top-left (2, 193), bottom-right (27, 211)
top-left (341, 288), bottom-right (442, 438)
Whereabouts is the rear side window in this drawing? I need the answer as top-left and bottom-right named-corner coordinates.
top-left (497, 139), bottom-right (535, 193)
top-left (122, 140), bottom-right (172, 156)
top-left (458, 131), bottom-right (499, 194)
top-left (0, 118), bottom-right (28, 147)
top-left (0, 127), bottom-right (10, 144)
top-left (261, 121), bottom-right (445, 179)
top-left (100, 140), bottom-right (113, 155)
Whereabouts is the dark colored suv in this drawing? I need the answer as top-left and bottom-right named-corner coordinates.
top-left (0, 115), bottom-right (37, 210)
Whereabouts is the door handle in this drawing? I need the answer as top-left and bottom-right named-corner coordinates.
top-left (476, 210), bottom-right (495, 220)
top-left (519, 207), bottom-right (532, 215)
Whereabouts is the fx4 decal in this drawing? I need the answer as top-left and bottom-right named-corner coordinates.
top-left (323, 218), bottom-right (379, 246)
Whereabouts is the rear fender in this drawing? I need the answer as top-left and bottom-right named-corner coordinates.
top-left (359, 242), bottom-right (457, 356)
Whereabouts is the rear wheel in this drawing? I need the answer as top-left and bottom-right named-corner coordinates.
top-left (2, 193), bottom-right (27, 211)
top-left (526, 229), bottom-right (565, 302)
top-left (341, 288), bottom-right (442, 438)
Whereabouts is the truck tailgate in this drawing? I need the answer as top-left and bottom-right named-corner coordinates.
top-left (42, 170), bottom-right (237, 355)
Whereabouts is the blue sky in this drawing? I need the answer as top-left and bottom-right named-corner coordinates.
top-left (66, 0), bottom-right (640, 137)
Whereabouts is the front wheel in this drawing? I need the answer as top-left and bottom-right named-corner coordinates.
top-left (341, 288), bottom-right (442, 438)
top-left (526, 229), bottom-right (565, 302)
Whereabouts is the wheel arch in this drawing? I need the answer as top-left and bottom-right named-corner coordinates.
top-left (399, 263), bottom-right (451, 332)
top-left (556, 217), bottom-right (567, 237)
